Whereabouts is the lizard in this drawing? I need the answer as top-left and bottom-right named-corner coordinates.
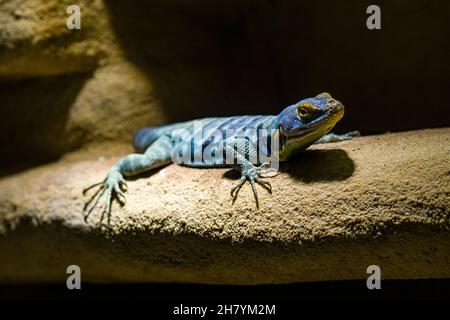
top-left (83, 92), bottom-right (359, 224)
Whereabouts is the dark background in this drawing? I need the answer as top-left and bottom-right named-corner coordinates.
top-left (2, 279), bottom-right (450, 301)
top-left (106, 0), bottom-right (450, 134)
top-left (1, 282), bottom-right (448, 316)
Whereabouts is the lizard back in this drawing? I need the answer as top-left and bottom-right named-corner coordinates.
top-left (133, 115), bottom-right (278, 155)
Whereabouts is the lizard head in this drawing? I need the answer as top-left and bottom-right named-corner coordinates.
top-left (277, 92), bottom-right (345, 159)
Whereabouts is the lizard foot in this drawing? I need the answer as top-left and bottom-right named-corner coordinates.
top-left (316, 130), bottom-right (361, 143)
top-left (230, 162), bottom-right (273, 207)
top-left (82, 169), bottom-right (127, 226)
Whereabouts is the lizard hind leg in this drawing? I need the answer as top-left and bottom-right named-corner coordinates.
top-left (82, 135), bottom-right (173, 227)
top-left (82, 169), bottom-right (127, 224)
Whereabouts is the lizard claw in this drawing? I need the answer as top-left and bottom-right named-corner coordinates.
top-left (83, 169), bottom-right (126, 225)
top-left (230, 163), bottom-right (273, 207)
top-left (119, 179), bottom-right (128, 191)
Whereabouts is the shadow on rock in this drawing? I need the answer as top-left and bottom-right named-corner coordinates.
top-left (0, 72), bottom-right (92, 174)
top-left (222, 148), bottom-right (354, 183)
top-left (283, 148), bottom-right (355, 182)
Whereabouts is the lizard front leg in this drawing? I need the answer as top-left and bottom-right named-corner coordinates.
top-left (225, 137), bottom-right (274, 207)
top-left (316, 131), bottom-right (360, 143)
top-left (83, 135), bottom-right (173, 225)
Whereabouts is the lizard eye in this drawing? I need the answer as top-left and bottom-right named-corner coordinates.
top-left (299, 108), bottom-right (308, 116)
top-left (297, 103), bottom-right (314, 120)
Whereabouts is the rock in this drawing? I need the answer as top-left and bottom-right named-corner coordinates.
top-left (0, 0), bottom-right (168, 164)
top-left (0, 128), bottom-right (449, 284)
top-left (0, 0), bottom-right (106, 76)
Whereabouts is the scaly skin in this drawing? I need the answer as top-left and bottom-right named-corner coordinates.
top-left (83, 92), bottom-right (359, 225)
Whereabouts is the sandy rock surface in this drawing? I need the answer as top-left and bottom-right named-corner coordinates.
top-left (0, 128), bottom-right (449, 284)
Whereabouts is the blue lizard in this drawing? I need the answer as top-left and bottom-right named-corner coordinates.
top-left (83, 92), bottom-right (359, 223)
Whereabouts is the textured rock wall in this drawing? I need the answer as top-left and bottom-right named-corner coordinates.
top-left (0, 0), bottom-right (167, 164)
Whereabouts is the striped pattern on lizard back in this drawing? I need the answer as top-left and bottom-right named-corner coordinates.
top-left (133, 115), bottom-right (279, 167)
